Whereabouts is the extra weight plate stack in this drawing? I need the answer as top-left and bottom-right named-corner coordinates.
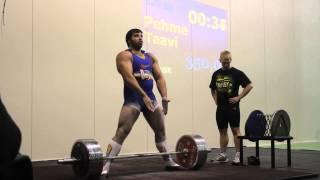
top-left (245, 109), bottom-right (291, 141)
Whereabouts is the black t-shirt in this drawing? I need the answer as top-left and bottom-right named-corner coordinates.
top-left (209, 67), bottom-right (251, 108)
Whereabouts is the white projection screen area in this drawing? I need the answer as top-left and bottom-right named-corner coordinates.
top-left (143, 0), bottom-right (228, 74)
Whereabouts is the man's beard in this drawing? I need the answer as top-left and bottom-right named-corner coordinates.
top-left (131, 42), bottom-right (143, 51)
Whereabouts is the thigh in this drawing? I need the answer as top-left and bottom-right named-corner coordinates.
top-left (216, 107), bottom-right (229, 129)
top-left (117, 105), bottom-right (140, 129)
top-left (143, 103), bottom-right (165, 135)
top-left (229, 107), bottom-right (240, 128)
top-left (114, 105), bottom-right (141, 141)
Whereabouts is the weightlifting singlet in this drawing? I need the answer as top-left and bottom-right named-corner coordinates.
top-left (123, 50), bottom-right (156, 110)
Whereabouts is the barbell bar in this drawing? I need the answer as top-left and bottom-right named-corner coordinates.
top-left (58, 150), bottom-right (188, 164)
top-left (57, 134), bottom-right (210, 179)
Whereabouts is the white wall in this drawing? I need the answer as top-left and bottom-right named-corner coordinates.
top-left (0, 0), bottom-right (33, 156)
top-left (294, 0), bottom-right (320, 141)
top-left (0, 0), bottom-right (319, 160)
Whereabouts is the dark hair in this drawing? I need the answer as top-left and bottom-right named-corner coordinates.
top-left (125, 28), bottom-right (143, 47)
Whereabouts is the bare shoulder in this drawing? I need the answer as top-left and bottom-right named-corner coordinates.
top-left (116, 50), bottom-right (132, 61)
top-left (146, 52), bottom-right (158, 63)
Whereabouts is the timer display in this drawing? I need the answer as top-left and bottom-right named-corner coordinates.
top-left (143, 0), bottom-right (228, 72)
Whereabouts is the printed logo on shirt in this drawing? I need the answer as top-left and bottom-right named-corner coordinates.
top-left (216, 75), bottom-right (233, 94)
top-left (140, 64), bottom-right (150, 69)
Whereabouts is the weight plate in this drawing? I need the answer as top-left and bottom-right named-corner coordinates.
top-left (245, 110), bottom-right (267, 141)
top-left (270, 109), bottom-right (291, 137)
top-left (175, 134), bottom-right (208, 170)
top-left (71, 139), bottom-right (103, 179)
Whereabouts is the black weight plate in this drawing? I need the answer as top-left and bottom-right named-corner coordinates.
top-left (245, 110), bottom-right (267, 141)
top-left (71, 141), bottom-right (89, 179)
top-left (270, 110), bottom-right (291, 137)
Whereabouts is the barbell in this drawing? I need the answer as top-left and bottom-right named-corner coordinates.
top-left (57, 134), bottom-right (210, 179)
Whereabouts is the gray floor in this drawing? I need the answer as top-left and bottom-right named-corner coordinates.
top-left (215, 147), bottom-right (320, 179)
top-left (32, 147), bottom-right (320, 180)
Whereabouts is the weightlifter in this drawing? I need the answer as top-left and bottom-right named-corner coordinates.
top-left (101, 28), bottom-right (180, 177)
top-left (209, 50), bottom-right (253, 164)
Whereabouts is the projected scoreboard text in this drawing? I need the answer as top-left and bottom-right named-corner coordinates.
top-left (143, 0), bottom-right (228, 73)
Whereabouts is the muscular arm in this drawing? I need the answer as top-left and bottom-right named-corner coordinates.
top-left (148, 53), bottom-right (170, 115)
top-left (149, 53), bottom-right (167, 99)
top-left (116, 51), bottom-right (155, 111)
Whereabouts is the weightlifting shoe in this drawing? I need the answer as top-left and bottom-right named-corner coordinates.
top-left (101, 161), bottom-right (110, 177)
top-left (165, 159), bottom-right (181, 171)
top-left (211, 152), bottom-right (229, 163)
top-left (101, 171), bottom-right (109, 178)
top-left (101, 170), bottom-right (108, 177)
